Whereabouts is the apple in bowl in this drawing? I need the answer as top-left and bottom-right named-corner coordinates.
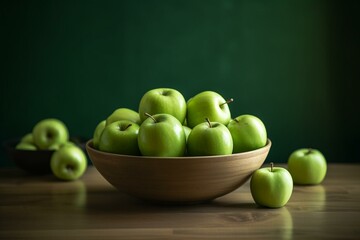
top-left (5, 118), bottom-right (88, 177)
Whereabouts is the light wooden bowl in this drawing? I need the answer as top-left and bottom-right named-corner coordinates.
top-left (86, 139), bottom-right (271, 204)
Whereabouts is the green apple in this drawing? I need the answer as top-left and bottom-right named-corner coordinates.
top-left (138, 88), bottom-right (187, 124)
top-left (287, 148), bottom-right (327, 185)
top-left (47, 143), bottom-right (63, 151)
top-left (186, 91), bottom-right (233, 128)
top-left (250, 163), bottom-right (293, 208)
top-left (138, 113), bottom-right (186, 157)
top-left (106, 108), bottom-right (141, 126)
top-left (50, 145), bottom-right (87, 181)
top-left (20, 133), bottom-right (35, 144)
top-left (16, 133), bottom-right (37, 150)
top-left (183, 125), bottom-right (192, 141)
top-left (227, 114), bottom-right (267, 153)
top-left (15, 142), bottom-right (37, 150)
top-left (33, 118), bottom-right (69, 150)
top-left (98, 120), bottom-right (140, 155)
top-left (92, 120), bottom-right (106, 149)
top-left (48, 140), bottom-right (78, 151)
top-left (187, 118), bottom-right (233, 156)
top-left (60, 141), bottom-right (77, 148)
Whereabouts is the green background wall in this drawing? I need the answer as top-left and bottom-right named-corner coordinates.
top-left (1, 0), bottom-right (359, 167)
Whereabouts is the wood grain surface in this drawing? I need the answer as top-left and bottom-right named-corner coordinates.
top-left (0, 164), bottom-right (359, 239)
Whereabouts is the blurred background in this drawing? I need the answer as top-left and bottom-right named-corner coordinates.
top-left (1, 0), bottom-right (359, 167)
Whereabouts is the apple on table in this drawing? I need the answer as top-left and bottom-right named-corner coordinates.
top-left (288, 148), bottom-right (327, 185)
top-left (50, 144), bottom-right (87, 181)
top-left (250, 162), bottom-right (293, 208)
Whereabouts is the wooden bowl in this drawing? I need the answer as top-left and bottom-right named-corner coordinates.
top-left (4, 139), bottom-right (54, 175)
top-left (86, 139), bottom-right (272, 204)
top-left (4, 137), bottom-right (89, 175)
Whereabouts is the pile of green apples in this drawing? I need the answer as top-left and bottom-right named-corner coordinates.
top-left (16, 119), bottom-right (87, 181)
top-left (93, 87), bottom-right (328, 209)
top-left (93, 88), bottom-right (268, 157)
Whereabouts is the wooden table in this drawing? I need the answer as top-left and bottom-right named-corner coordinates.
top-left (0, 164), bottom-right (359, 239)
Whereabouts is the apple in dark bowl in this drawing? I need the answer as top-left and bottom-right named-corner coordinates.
top-left (4, 136), bottom-right (88, 175)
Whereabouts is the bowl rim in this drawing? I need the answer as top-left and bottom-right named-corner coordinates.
top-left (86, 138), bottom-right (272, 160)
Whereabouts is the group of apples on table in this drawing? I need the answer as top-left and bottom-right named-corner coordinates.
top-left (251, 148), bottom-right (327, 208)
top-left (16, 119), bottom-right (87, 181)
top-left (92, 88), bottom-right (327, 208)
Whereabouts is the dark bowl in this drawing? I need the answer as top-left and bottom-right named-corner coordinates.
top-left (3, 136), bottom-right (89, 175)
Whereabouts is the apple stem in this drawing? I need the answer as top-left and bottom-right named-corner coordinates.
top-left (305, 148), bottom-right (313, 155)
top-left (145, 113), bottom-right (157, 123)
top-left (270, 162), bottom-right (274, 172)
top-left (220, 98), bottom-right (234, 107)
top-left (205, 118), bottom-right (212, 128)
top-left (46, 132), bottom-right (54, 140)
top-left (124, 124), bottom-right (132, 130)
top-left (66, 165), bottom-right (74, 172)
